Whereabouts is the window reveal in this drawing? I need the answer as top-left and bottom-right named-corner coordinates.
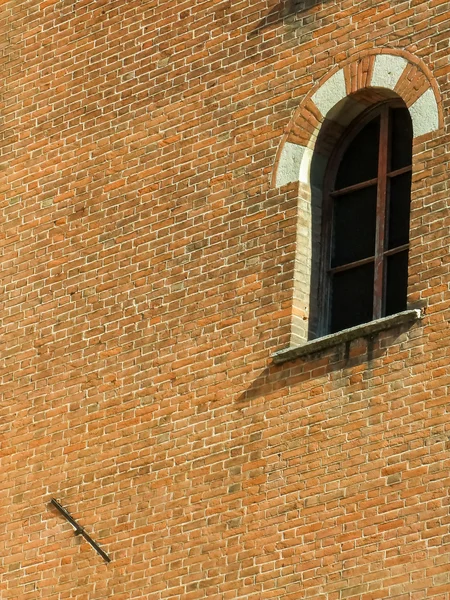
top-left (323, 102), bottom-right (413, 334)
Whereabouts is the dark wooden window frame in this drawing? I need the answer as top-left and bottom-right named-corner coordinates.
top-left (319, 99), bottom-right (413, 334)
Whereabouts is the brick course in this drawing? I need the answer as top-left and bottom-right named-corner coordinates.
top-left (1, 1), bottom-right (450, 599)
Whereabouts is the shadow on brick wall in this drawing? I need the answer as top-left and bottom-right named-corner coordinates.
top-left (249, 0), bottom-right (333, 38)
top-left (236, 325), bottom-right (414, 403)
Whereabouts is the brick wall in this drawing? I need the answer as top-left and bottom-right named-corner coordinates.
top-left (1, 1), bottom-right (450, 599)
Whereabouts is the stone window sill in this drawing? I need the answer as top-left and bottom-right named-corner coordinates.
top-left (272, 309), bottom-right (421, 365)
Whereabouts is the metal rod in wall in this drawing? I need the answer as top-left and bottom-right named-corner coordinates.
top-left (51, 498), bottom-right (111, 563)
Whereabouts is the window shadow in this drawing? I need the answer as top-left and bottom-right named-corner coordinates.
top-left (237, 321), bottom-right (414, 404)
top-left (249, 0), bottom-right (333, 38)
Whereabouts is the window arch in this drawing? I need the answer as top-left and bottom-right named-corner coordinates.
top-left (320, 100), bottom-right (413, 334)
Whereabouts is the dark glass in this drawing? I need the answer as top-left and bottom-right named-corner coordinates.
top-left (335, 116), bottom-right (380, 190)
top-left (385, 250), bottom-right (409, 315)
top-left (390, 107), bottom-right (413, 172)
top-left (330, 263), bottom-right (374, 333)
top-left (331, 185), bottom-right (377, 268)
top-left (387, 172), bottom-right (411, 249)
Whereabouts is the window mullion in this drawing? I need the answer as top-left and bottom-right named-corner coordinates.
top-left (373, 107), bottom-right (389, 320)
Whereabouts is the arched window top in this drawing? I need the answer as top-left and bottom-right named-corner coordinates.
top-left (322, 100), bottom-right (413, 334)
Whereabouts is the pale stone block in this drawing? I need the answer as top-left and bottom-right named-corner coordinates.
top-left (409, 88), bottom-right (439, 137)
top-left (311, 69), bottom-right (347, 117)
top-left (370, 54), bottom-right (407, 90)
top-left (276, 142), bottom-right (306, 187)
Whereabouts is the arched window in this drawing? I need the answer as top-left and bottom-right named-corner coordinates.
top-left (321, 100), bottom-right (413, 334)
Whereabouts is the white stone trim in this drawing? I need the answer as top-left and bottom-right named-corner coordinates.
top-left (299, 147), bottom-right (313, 184)
top-left (370, 54), bottom-right (407, 90)
top-left (276, 142), bottom-right (306, 187)
top-left (311, 69), bottom-right (347, 117)
top-left (409, 88), bottom-right (439, 137)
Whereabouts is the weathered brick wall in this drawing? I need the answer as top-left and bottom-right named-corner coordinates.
top-left (1, 1), bottom-right (450, 598)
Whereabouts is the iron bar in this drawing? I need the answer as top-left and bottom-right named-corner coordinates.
top-left (51, 498), bottom-right (111, 563)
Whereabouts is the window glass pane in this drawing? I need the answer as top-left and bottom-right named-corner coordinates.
top-left (330, 263), bottom-right (374, 333)
top-left (335, 116), bottom-right (380, 190)
top-left (385, 250), bottom-right (408, 315)
top-left (388, 172), bottom-right (411, 249)
top-left (332, 185), bottom-right (377, 268)
top-left (390, 107), bottom-right (413, 172)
